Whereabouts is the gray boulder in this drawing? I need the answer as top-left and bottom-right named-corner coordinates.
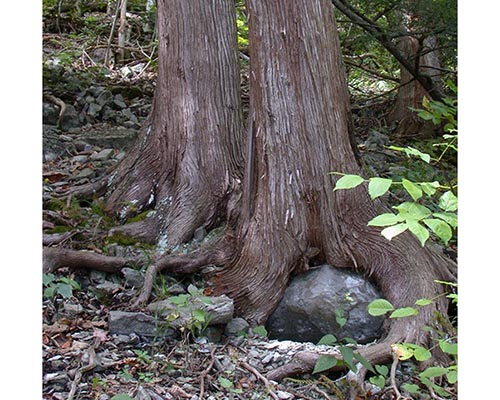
top-left (266, 264), bottom-right (384, 344)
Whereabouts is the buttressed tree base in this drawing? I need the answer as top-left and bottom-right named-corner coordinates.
top-left (43, 0), bottom-right (456, 381)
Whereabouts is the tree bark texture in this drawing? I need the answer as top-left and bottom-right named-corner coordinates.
top-left (104, 0), bottom-right (243, 248)
top-left (211, 0), bottom-right (455, 357)
top-left (388, 9), bottom-right (443, 138)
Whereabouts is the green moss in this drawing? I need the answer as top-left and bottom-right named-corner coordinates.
top-left (45, 198), bottom-right (66, 211)
top-left (105, 232), bottom-right (139, 246)
top-left (46, 225), bottom-right (71, 234)
top-left (126, 210), bottom-right (150, 224)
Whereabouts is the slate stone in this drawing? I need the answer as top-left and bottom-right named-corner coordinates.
top-left (108, 311), bottom-right (175, 338)
top-left (90, 148), bottom-right (114, 161)
top-left (60, 105), bottom-right (80, 131)
top-left (224, 318), bottom-right (250, 337)
top-left (266, 264), bottom-right (384, 344)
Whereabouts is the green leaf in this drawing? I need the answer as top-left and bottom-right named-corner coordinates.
top-left (44, 286), bottom-right (55, 298)
top-left (415, 298), bottom-right (433, 306)
top-left (420, 366), bottom-right (448, 379)
top-left (413, 346), bottom-right (432, 361)
top-left (381, 223), bottom-right (408, 241)
top-left (407, 220), bottom-right (429, 247)
top-left (339, 346), bottom-right (356, 372)
top-left (252, 325), bottom-right (268, 338)
top-left (218, 376), bottom-right (234, 389)
top-left (405, 146), bottom-right (432, 163)
top-left (312, 354), bottom-right (338, 374)
top-left (317, 334), bottom-right (337, 346)
top-left (192, 309), bottom-right (206, 322)
top-left (369, 375), bottom-right (386, 389)
top-left (447, 368), bottom-right (458, 384)
top-left (368, 213), bottom-right (404, 227)
top-left (439, 191), bottom-right (458, 212)
top-left (402, 383), bottom-right (421, 394)
top-left (334, 174), bottom-right (364, 191)
top-left (392, 344), bottom-right (413, 360)
top-left (187, 284), bottom-right (199, 295)
top-left (389, 307), bottom-right (418, 318)
top-left (368, 299), bottom-right (394, 316)
top-left (375, 364), bottom-right (389, 376)
top-left (43, 273), bottom-right (55, 286)
top-left (420, 181), bottom-right (440, 196)
top-left (439, 340), bottom-right (458, 355)
top-left (433, 212), bottom-right (458, 229)
top-left (57, 283), bottom-right (73, 299)
top-left (110, 395), bottom-right (134, 400)
top-left (353, 353), bottom-right (375, 373)
top-left (393, 202), bottom-right (432, 220)
top-left (402, 179), bottom-right (423, 201)
top-left (169, 294), bottom-right (189, 305)
top-left (368, 177), bottom-right (392, 199)
top-left (423, 218), bottom-right (452, 245)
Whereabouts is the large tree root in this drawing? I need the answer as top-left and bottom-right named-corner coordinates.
top-left (43, 247), bottom-right (145, 274)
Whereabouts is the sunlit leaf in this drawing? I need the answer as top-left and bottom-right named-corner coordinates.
top-left (439, 340), bottom-right (458, 355)
top-left (402, 179), bottom-right (423, 201)
top-left (433, 212), bottom-right (458, 228)
top-left (334, 174), bottom-right (364, 191)
top-left (368, 177), bottom-right (392, 199)
top-left (413, 346), bottom-right (432, 361)
top-left (393, 202), bottom-right (432, 220)
top-left (420, 181), bottom-right (440, 196)
top-left (368, 299), bottom-right (394, 316)
top-left (423, 218), bottom-right (452, 245)
top-left (392, 344), bottom-right (413, 360)
top-left (381, 223), bottom-right (408, 241)
top-left (407, 220), bottom-right (429, 247)
top-left (415, 298), bottom-right (433, 306)
top-left (368, 213), bottom-right (404, 227)
top-left (439, 191), bottom-right (458, 212)
top-left (390, 307), bottom-right (418, 319)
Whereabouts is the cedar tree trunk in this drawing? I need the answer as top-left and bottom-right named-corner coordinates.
top-left (388, 9), bottom-right (442, 138)
top-left (213, 0), bottom-right (455, 358)
top-left (103, 0), bottom-right (243, 248)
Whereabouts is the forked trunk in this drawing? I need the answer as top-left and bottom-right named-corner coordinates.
top-left (213, 0), bottom-right (454, 354)
top-left (104, 0), bottom-right (243, 248)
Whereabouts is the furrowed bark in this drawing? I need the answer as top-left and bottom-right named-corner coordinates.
top-left (103, 0), bottom-right (243, 249)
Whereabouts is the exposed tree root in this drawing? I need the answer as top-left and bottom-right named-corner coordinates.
top-left (43, 247), bottom-right (145, 274)
top-left (132, 234), bottom-right (234, 308)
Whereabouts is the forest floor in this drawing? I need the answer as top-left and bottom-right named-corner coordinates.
top-left (42, 29), bottom-right (456, 400)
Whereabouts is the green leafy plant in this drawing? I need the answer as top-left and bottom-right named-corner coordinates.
top-left (164, 284), bottom-right (213, 340)
top-left (43, 273), bottom-right (81, 299)
top-left (218, 375), bottom-right (243, 394)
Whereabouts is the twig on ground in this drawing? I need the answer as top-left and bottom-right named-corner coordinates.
top-left (199, 347), bottom-right (217, 399)
top-left (240, 361), bottom-right (279, 400)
